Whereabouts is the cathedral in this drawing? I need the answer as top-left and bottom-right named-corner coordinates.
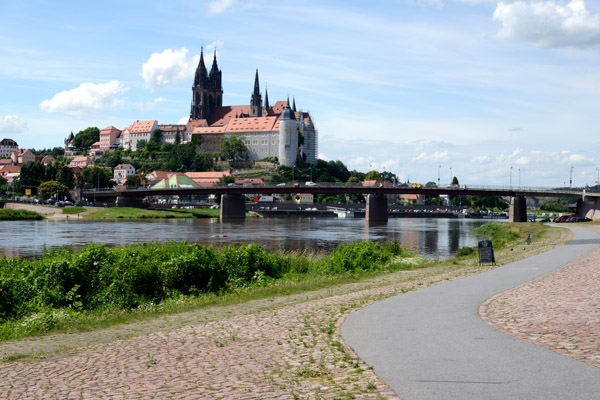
top-left (188, 49), bottom-right (318, 166)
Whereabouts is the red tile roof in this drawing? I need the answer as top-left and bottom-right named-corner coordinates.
top-left (130, 120), bottom-right (157, 133)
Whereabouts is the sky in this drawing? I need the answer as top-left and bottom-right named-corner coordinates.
top-left (1, 0), bottom-right (599, 188)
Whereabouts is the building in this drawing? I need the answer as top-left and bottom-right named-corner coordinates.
top-left (11, 149), bottom-right (35, 165)
top-left (99, 126), bottom-right (121, 151)
top-left (122, 120), bottom-right (158, 151)
top-left (295, 193), bottom-right (314, 204)
top-left (114, 163), bottom-right (136, 182)
top-left (69, 155), bottom-right (94, 168)
top-left (0, 164), bottom-right (21, 181)
top-left (188, 50), bottom-right (318, 166)
top-left (0, 138), bottom-right (18, 158)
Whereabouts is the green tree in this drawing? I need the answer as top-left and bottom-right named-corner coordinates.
top-left (136, 140), bottom-right (147, 152)
top-left (150, 128), bottom-right (162, 144)
top-left (220, 134), bottom-right (247, 161)
top-left (126, 174), bottom-right (143, 188)
top-left (76, 167), bottom-right (113, 189)
top-left (174, 129), bottom-right (182, 145)
top-left (71, 127), bottom-right (100, 149)
top-left (38, 181), bottom-right (70, 200)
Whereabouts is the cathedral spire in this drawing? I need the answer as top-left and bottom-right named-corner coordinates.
top-left (264, 84), bottom-right (270, 109)
top-left (250, 69), bottom-right (262, 117)
top-left (292, 96), bottom-right (297, 112)
top-left (191, 45), bottom-right (222, 120)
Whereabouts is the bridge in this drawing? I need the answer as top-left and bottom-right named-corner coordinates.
top-left (80, 183), bottom-right (600, 222)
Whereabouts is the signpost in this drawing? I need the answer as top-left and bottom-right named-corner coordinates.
top-left (478, 240), bottom-right (495, 266)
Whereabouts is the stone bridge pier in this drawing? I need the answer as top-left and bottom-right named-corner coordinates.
top-left (366, 194), bottom-right (388, 223)
top-left (220, 193), bottom-right (246, 219)
top-left (576, 197), bottom-right (600, 221)
top-left (509, 196), bottom-right (527, 223)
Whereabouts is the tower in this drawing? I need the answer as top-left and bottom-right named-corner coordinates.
top-left (278, 97), bottom-right (298, 167)
top-left (190, 48), bottom-right (222, 120)
top-left (250, 69), bottom-right (262, 117)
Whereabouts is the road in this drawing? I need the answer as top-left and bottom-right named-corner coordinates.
top-left (341, 226), bottom-right (600, 400)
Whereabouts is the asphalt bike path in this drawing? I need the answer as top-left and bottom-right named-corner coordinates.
top-left (341, 226), bottom-right (600, 400)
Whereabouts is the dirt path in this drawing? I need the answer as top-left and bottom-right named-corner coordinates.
top-left (5, 202), bottom-right (95, 220)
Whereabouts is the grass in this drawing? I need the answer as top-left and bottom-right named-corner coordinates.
top-left (62, 206), bottom-right (86, 215)
top-left (83, 207), bottom-right (220, 219)
top-left (0, 208), bottom-right (43, 220)
top-left (0, 222), bottom-right (567, 348)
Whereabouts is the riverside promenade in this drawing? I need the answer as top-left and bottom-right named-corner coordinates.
top-left (342, 225), bottom-right (600, 400)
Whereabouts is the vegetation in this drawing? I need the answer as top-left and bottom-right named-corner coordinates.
top-left (62, 206), bottom-right (86, 215)
top-left (71, 127), bottom-right (100, 149)
top-left (0, 209), bottom-right (43, 220)
top-left (38, 181), bottom-right (70, 200)
top-left (220, 134), bottom-right (248, 161)
top-left (84, 207), bottom-right (220, 220)
top-left (30, 147), bottom-right (65, 158)
top-left (0, 221), bottom-right (560, 342)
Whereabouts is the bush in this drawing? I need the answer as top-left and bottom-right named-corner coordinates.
top-left (324, 241), bottom-right (403, 273)
top-left (456, 246), bottom-right (476, 257)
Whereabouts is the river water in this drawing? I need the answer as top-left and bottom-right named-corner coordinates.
top-left (0, 217), bottom-right (491, 260)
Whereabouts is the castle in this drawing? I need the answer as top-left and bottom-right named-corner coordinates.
top-left (187, 49), bottom-right (318, 166)
top-left (66, 49), bottom-right (318, 167)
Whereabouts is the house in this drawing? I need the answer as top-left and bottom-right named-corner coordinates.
top-left (68, 155), bottom-right (94, 168)
top-left (41, 155), bottom-right (55, 166)
top-left (0, 164), bottom-right (21, 181)
top-left (294, 193), bottom-right (314, 204)
top-left (145, 171), bottom-right (173, 186)
top-left (0, 138), bottom-right (18, 158)
top-left (11, 149), bottom-right (35, 165)
top-left (121, 120), bottom-right (158, 151)
top-left (99, 126), bottom-right (121, 151)
top-left (151, 173), bottom-right (199, 189)
top-left (184, 171), bottom-right (232, 187)
top-left (113, 164), bottom-right (136, 182)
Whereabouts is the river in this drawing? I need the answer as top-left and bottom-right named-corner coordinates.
top-left (0, 217), bottom-right (491, 260)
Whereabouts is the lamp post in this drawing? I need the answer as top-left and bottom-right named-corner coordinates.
top-left (450, 167), bottom-right (453, 183)
top-left (518, 167), bottom-right (521, 188)
top-left (596, 167), bottom-right (599, 190)
top-left (438, 165), bottom-right (441, 186)
top-left (510, 164), bottom-right (513, 188)
top-left (570, 165), bottom-right (573, 189)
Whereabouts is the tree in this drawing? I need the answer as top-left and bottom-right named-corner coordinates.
top-left (38, 181), bottom-right (70, 200)
top-left (220, 134), bottom-right (247, 161)
top-left (174, 129), bottom-right (182, 145)
top-left (150, 128), bottom-right (162, 144)
top-left (136, 140), bottom-right (147, 152)
top-left (126, 174), bottom-right (143, 188)
top-left (75, 167), bottom-right (113, 189)
top-left (71, 127), bottom-right (100, 149)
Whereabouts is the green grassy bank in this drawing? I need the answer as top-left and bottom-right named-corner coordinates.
top-left (0, 222), bottom-right (563, 342)
top-left (0, 209), bottom-right (43, 221)
top-left (83, 207), bottom-right (220, 219)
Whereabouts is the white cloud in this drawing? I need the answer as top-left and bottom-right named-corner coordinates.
top-left (39, 81), bottom-right (127, 115)
top-left (569, 153), bottom-right (594, 164)
top-left (471, 155), bottom-right (490, 164)
top-left (493, 0), bottom-right (600, 48)
top-left (142, 48), bottom-right (200, 90)
top-left (177, 116), bottom-right (190, 125)
top-left (208, 0), bottom-right (236, 15)
top-left (134, 97), bottom-right (168, 112)
top-left (0, 114), bottom-right (28, 134)
top-left (318, 153), bottom-right (329, 161)
top-left (411, 150), bottom-right (449, 162)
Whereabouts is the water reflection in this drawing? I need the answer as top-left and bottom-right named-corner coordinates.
top-left (0, 217), bottom-right (490, 260)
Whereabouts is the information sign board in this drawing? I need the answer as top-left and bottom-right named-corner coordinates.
top-left (478, 240), bottom-right (495, 265)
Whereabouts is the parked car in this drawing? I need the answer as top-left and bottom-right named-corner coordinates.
top-left (305, 181), bottom-right (317, 186)
top-left (554, 214), bottom-right (576, 222)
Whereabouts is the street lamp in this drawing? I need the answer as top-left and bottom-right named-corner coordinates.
top-left (438, 165), bottom-right (441, 186)
top-left (596, 167), bottom-right (599, 189)
top-left (570, 165), bottom-right (573, 189)
top-left (450, 166), bottom-right (453, 183)
top-left (518, 167), bottom-right (521, 188)
top-left (510, 164), bottom-right (513, 188)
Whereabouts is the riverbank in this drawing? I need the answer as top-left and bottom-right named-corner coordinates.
top-left (0, 223), bottom-right (572, 399)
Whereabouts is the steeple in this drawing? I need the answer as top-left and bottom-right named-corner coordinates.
top-left (292, 97), bottom-right (297, 112)
top-left (250, 69), bottom-right (262, 117)
top-left (264, 85), bottom-right (270, 110)
top-left (190, 46), bottom-right (222, 120)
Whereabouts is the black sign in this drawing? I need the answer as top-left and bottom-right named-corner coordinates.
top-left (478, 240), bottom-right (495, 265)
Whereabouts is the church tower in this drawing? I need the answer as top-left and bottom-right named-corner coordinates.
top-left (190, 48), bottom-right (222, 120)
top-left (250, 69), bottom-right (262, 117)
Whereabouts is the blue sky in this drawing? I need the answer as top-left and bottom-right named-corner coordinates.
top-left (1, 0), bottom-right (599, 187)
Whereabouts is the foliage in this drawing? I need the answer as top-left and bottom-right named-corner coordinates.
top-left (126, 174), bottom-right (143, 188)
top-left (220, 134), bottom-right (248, 161)
top-left (456, 246), bottom-right (476, 257)
top-left (19, 160), bottom-right (75, 192)
top-left (0, 240), bottom-right (412, 338)
top-left (30, 147), bottom-right (65, 158)
top-left (0, 209), bottom-right (43, 220)
top-left (62, 206), bottom-right (86, 215)
top-left (71, 127), bottom-right (100, 149)
top-left (540, 199), bottom-right (572, 213)
top-left (38, 181), bottom-right (70, 200)
top-left (75, 167), bottom-right (113, 189)
top-left (473, 222), bottom-right (521, 248)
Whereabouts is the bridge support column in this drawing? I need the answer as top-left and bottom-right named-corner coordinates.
top-left (508, 196), bottom-right (527, 222)
top-left (116, 196), bottom-right (144, 208)
top-left (576, 198), bottom-right (600, 221)
top-left (220, 194), bottom-right (246, 220)
top-left (366, 194), bottom-right (388, 223)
